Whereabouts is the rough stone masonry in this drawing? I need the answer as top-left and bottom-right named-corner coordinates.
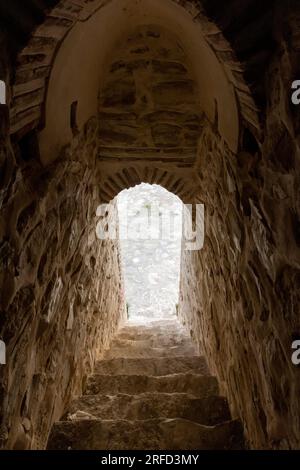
top-left (0, 0), bottom-right (300, 450)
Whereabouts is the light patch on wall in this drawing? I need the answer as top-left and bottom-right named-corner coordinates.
top-left (67, 298), bottom-right (75, 331)
top-left (47, 277), bottom-right (63, 323)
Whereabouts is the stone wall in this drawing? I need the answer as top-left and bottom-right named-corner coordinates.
top-left (178, 25), bottom-right (300, 449)
top-left (0, 0), bottom-right (300, 452)
top-left (98, 24), bottom-right (201, 167)
top-left (0, 118), bottom-right (126, 449)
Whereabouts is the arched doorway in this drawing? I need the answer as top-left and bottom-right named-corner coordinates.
top-left (117, 183), bottom-right (183, 322)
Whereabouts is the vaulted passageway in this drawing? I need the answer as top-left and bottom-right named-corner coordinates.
top-left (0, 0), bottom-right (300, 450)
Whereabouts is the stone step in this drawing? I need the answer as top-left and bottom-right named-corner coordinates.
top-left (116, 330), bottom-right (191, 343)
top-left (116, 328), bottom-right (191, 342)
top-left (94, 356), bottom-right (209, 376)
top-left (104, 345), bottom-right (197, 359)
top-left (121, 318), bottom-right (185, 327)
top-left (64, 393), bottom-right (231, 426)
top-left (127, 317), bottom-right (186, 324)
top-left (116, 329), bottom-right (190, 343)
top-left (86, 373), bottom-right (219, 397)
top-left (120, 320), bottom-right (188, 335)
top-left (109, 336), bottom-right (193, 350)
top-left (47, 418), bottom-right (245, 450)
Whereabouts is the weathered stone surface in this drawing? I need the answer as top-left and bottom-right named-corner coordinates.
top-left (86, 372), bottom-right (218, 397)
top-left (98, 26), bottom-right (200, 165)
top-left (178, 25), bottom-right (300, 449)
top-left (103, 340), bottom-right (197, 359)
top-left (64, 393), bottom-right (231, 425)
top-left (0, 119), bottom-right (126, 449)
top-left (94, 356), bottom-right (209, 376)
top-left (48, 417), bottom-right (244, 450)
top-left (47, 317), bottom-right (244, 449)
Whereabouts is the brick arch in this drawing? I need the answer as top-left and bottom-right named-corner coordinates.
top-left (9, 0), bottom-right (261, 141)
top-left (99, 167), bottom-right (199, 204)
top-left (94, 23), bottom-right (205, 201)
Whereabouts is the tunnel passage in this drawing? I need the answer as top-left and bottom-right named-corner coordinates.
top-left (0, 0), bottom-right (300, 451)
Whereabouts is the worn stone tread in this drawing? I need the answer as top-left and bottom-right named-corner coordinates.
top-left (47, 418), bottom-right (245, 450)
top-left (86, 373), bottom-right (219, 397)
top-left (95, 356), bottom-right (209, 376)
top-left (64, 393), bottom-right (231, 425)
top-left (47, 318), bottom-right (245, 450)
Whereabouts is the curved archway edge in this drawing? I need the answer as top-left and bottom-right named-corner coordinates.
top-left (10, 0), bottom-right (260, 149)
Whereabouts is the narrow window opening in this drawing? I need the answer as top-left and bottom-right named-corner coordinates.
top-left (18, 130), bottom-right (41, 162)
top-left (242, 127), bottom-right (259, 154)
top-left (70, 101), bottom-right (79, 135)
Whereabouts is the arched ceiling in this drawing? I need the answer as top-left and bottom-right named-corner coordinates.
top-left (4, 0), bottom-right (275, 164)
top-left (37, 0), bottom-right (243, 163)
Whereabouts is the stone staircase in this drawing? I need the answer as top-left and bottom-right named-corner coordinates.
top-left (47, 318), bottom-right (245, 450)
